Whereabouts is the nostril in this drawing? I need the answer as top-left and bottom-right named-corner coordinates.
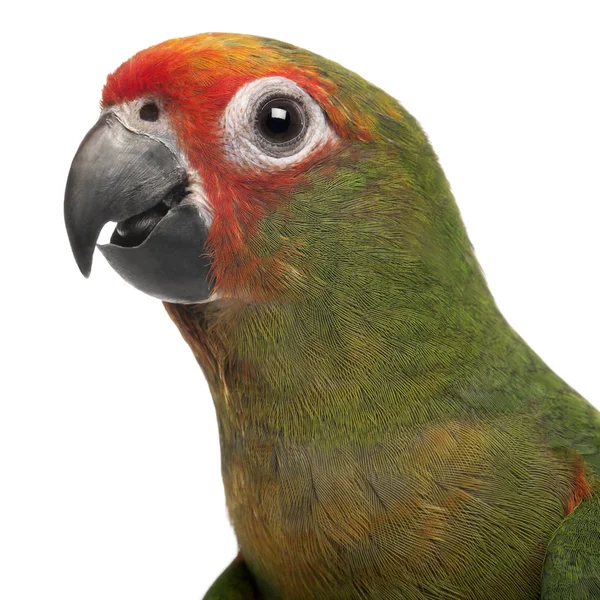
top-left (139, 102), bottom-right (160, 122)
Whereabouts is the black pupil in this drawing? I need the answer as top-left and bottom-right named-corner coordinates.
top-left (140, 102), bottom-right (159, 122)
top-left (258, 98), bottom-right (303, 143)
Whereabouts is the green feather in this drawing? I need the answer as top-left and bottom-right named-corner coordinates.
top-left (542, 499), bottom-right (600, 599)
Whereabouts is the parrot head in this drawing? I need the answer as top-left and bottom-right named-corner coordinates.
top-left (65, 33), bottom-right (474, 307)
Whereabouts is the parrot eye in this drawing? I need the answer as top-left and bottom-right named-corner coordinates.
top-left (139, 102), bottom-right (160, 122)
top-left (257, 98), bottom-right (305, 144)
top-left (222, 76), bottom-right (335, 168)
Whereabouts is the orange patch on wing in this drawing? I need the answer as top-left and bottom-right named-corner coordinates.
top-left (566, 462), bottom-right (594, 516)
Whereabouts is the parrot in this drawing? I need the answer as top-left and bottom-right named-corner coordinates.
top-left (64, 33), bottom-right (600, 599)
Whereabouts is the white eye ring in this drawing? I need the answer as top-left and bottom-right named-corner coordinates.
top-left (221, 76), bottom-right (336, 168)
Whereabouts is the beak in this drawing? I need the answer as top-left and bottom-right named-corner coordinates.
top-left (64, 112), bottom-right (213, 303)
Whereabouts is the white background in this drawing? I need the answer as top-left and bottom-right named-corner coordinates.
top-left (1, 1), bottom-right (598, 599)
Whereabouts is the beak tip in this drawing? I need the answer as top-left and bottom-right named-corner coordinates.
top-left (71, 244), bottom-right (93, 279)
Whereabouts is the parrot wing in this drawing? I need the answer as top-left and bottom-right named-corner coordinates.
top-left (203, 554), bottom-right (260, 600)
top-left (541, 498), bottom-right (600, 599)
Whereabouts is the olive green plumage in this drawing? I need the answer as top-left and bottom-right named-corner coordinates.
top-left (159, 37), bottom-right (600, 599)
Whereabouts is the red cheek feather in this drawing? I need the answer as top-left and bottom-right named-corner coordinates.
top-left (196, 141), bottom-right (337, 301)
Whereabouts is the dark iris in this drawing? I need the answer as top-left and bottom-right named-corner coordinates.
top-left (257, 98), bottom-right (304, 143)
top-left (139, 102), bottom-right (160, 122)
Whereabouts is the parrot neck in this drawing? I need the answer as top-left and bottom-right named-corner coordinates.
top-left (164, 277), bottom-right (554, 445)
top-left (164, 145), bottom-right (564, 444)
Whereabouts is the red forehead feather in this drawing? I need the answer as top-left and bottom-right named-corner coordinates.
top-left (101, 34), bottom-right (368, 142)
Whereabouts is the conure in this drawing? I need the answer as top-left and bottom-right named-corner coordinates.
top-left (64, 33), bottom-right (600, 599)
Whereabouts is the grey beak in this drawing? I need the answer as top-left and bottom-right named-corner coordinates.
top-left (64, 112), bottom-right (187, 277)
top-left (64, 112), bottom-right (214, 304)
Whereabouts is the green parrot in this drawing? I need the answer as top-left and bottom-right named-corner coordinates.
top-left (64, 33), bottom-right (600, 599)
